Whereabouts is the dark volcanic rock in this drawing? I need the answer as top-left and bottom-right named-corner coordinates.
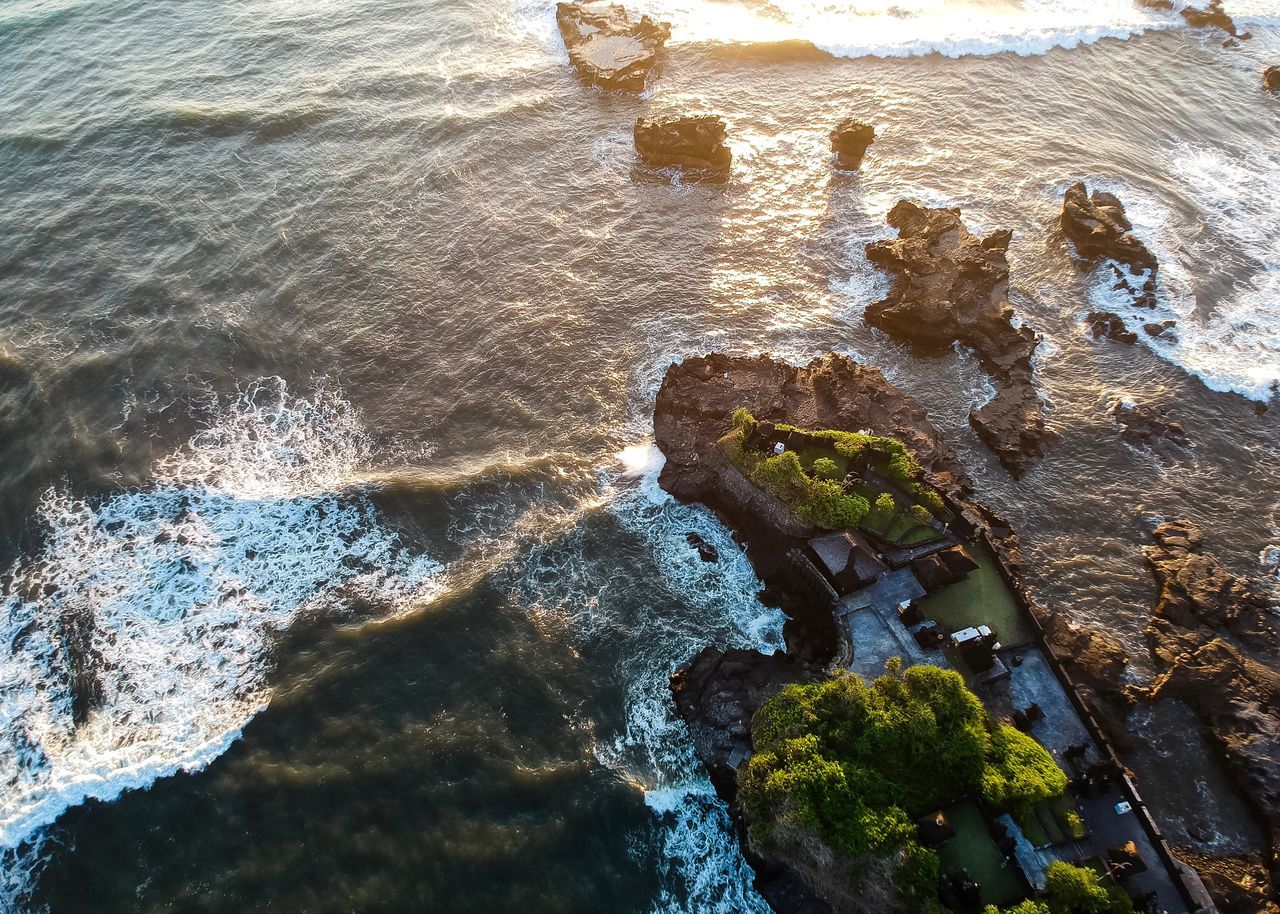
top-left (829, 118), bottom-right (875, 169)
top-left (863, 200), bottom-right (1049, 477)
top-left (1142, 519), bottom-right (1280, 910)
top-left (1136, 0), bottom-right (1244, 35)
top-left (1062, 182), bottom-right (1159, 277)
top-left (1087, 310), bottom-right (1138, 345)
top-left (555, 1), bottom-right (671, 92)
top-left (1266, 66), bottom-right (1280, 93)
top-left (1107, 397), bottom-right (1191, 456)
top-left (634, 114), bottom-right (731, 175)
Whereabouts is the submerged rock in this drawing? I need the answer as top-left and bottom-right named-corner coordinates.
top-left (1061, 182), bottom-right (1159, 277)
top-left (685, 531), bottom-right (720, 562)
top-left (863, 200), bottom-right (1049, 477)
top-left (633, 114), bottom-right (731, 175)
top-left (1141, 520), bottom-right (1280, 911)
top-left (555, 1), bottom-right (671, 92)
top-left (1107, 397), bottom-right (1191, 455)
top-left (829, 118), bottom-right (875, 169)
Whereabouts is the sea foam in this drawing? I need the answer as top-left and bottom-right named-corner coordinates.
top-left (0, 379), bottom-right (444, 912)
top-left (1078, 142), bottom-right (1280, 403)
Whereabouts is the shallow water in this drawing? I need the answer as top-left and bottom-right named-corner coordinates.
top-left (1, 0), bottom-right (1279, 910)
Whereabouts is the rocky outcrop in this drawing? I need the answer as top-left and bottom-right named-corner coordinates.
top-left (1087, 311), bottom-right (1138, 345)
top-left (555, 1), bottom-right (671, 92)
top-left (1142, 519), bottom-right (1280, 910)
top-left (1062, 184), bottom-right (1163, 343)
top-left (1136, 0), bottom-right (1246, 36)
top-left (829, 119), bottom-right (875, 170)
top-left (863, 201), bottom-right (1049, 477)
top-left (1107, 398), bottom-right (1191, 456)
top-left (1061, 183), bottom-right (1159, 279)
top-left (634, 114), bottom-right (731, 176)
top-left (1266, 66), bottom-right (1280, 93)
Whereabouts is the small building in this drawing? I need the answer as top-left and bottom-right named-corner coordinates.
top-left (808, 530), bottom-right (887, 595)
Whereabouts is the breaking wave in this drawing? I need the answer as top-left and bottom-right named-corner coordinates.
top-left (603, 445), bottom-right (783, 914)
top-left (1078, 141), bottom-right (1280, 403)
top-left (601, 0), bottom-right (1184, 58)
top-left (0, 379), bottom-right (444, 912)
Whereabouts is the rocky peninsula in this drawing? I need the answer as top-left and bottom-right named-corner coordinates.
top-left (863, 201), bottom-right (1049, 477)
top-left (655, 352), bottom-right (1267, 914)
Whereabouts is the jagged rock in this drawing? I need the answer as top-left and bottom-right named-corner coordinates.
top-left (685, 531), bottom-right (720, 562)
top-left (1179, 0), bottom-right (1243, 35)
top-left (555, 1), bottom-right (671, 92)
top-left (1266, 66), bottom-right (1280, 93)
top-left (634, 114), bottom-right (731, 175)
top-left (1144, 320), bottom-right (1177, 339)
top-left (1141, 519), bottom-right (1280, 910)
top-left (1062, 182), bottom-right (1159, 277)
top-left (1087, 310), bottom-right (1138, 345)
top-left (1107, 398), bottom-right (1191, 455)
top-left (829, 119), bottom-right (875, 169)
top-left (1136, 0), bottom-right (1244, 35)
top-left (863, 200), bottom-right (1049, 477)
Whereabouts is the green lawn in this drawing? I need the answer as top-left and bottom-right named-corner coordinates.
top-left (937, 798), bottom-right (1029, 908)
top-left (917, 544), bottom-right (1035, 645)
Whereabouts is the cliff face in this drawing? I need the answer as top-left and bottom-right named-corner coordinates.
top-left (1142, 519), bottom-right (1280, 912)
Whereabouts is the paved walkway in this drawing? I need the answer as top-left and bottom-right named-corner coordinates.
top-left (838, 568), bottom-right (936, 678)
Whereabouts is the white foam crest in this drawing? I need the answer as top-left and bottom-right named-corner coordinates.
top-left (602, 446), bottom-right (783, 913)
top-left (1076, 146), bottom-right (1280, 402)
top-left (0, 379), bottom-right (444, 911)
top-left (611, 0), bottom-right (1179, 58)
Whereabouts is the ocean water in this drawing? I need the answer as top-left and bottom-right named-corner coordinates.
top-left (1, 0), bottom-right (1279, 910)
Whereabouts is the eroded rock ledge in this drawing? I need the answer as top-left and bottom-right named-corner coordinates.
top-left (1141, 519), bottom-right (1280, 910)
top-left (555, 1), bottom-right (671, 92)
top-left (863, 200), bottom-right (1049, 477)
top-left (634, 114), bottom-right (731, 176)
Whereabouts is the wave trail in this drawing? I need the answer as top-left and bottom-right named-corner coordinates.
top-left (0, 378), bottom-right (444, 912)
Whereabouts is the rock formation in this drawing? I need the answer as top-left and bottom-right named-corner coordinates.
top-left (1062, 183), bottom-right (1164, 342)
top-left (829, 119), bottom-right (875, 169)
top-left (1142, 519), bottom-right (1280, 910)
top-left (1136, 0), bottom-right (1246, 37)
top-left (1061, 183), bottom-right (1158, 279)
top-left (1087, 310), bottom-right (1138, 345)
top-left (1266, 66), bottom-right (1280, 93)
top-left (863, 200), bottom-right (1049, 476)
top-left (633, 114), bottom-right (731, 176)
top-left (1107, 398), bottom-right (1191, 456)
top-left (555, 2), bottom-right (671, 92)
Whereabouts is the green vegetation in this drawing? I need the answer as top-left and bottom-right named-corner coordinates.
top-left (721, 409), bottom-right (945, 537)
top-left (740, 664), bottom-right (1067, 911)
top-left (974, 861), bottom-right (1131, 914)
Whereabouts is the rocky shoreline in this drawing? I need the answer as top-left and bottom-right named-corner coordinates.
top-left (656, 351), bottom-right (1274, 914)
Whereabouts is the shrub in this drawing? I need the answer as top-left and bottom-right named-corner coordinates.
top-left (981, 724), bottom-right (1068, 814)
top-left (913, 484), bottom-right (945, 512)
top-left (742, 666), bottom-right (1069, 913)
top-left (1043, 862), bottom-right (1133, 914)
top-left (1060, 809), bottom-right (1085, 839)
top-left (812, 456), bottom-right (840, 481)
top-left (983, 903), bottom-right (1051, 914)
top-left (731, 406), bottom-right (758, 437)
top-left (800, 482), bottom-right (869, 530)
top-left (910, 504), bottom-right (932, 525)
top-left (874, 492), bottom-right (896, 517)
top-left (752, 451), bottom-right (808, 499)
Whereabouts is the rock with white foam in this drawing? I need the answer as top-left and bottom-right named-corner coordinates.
top-left (555, 2), bottom-right (670, 92)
